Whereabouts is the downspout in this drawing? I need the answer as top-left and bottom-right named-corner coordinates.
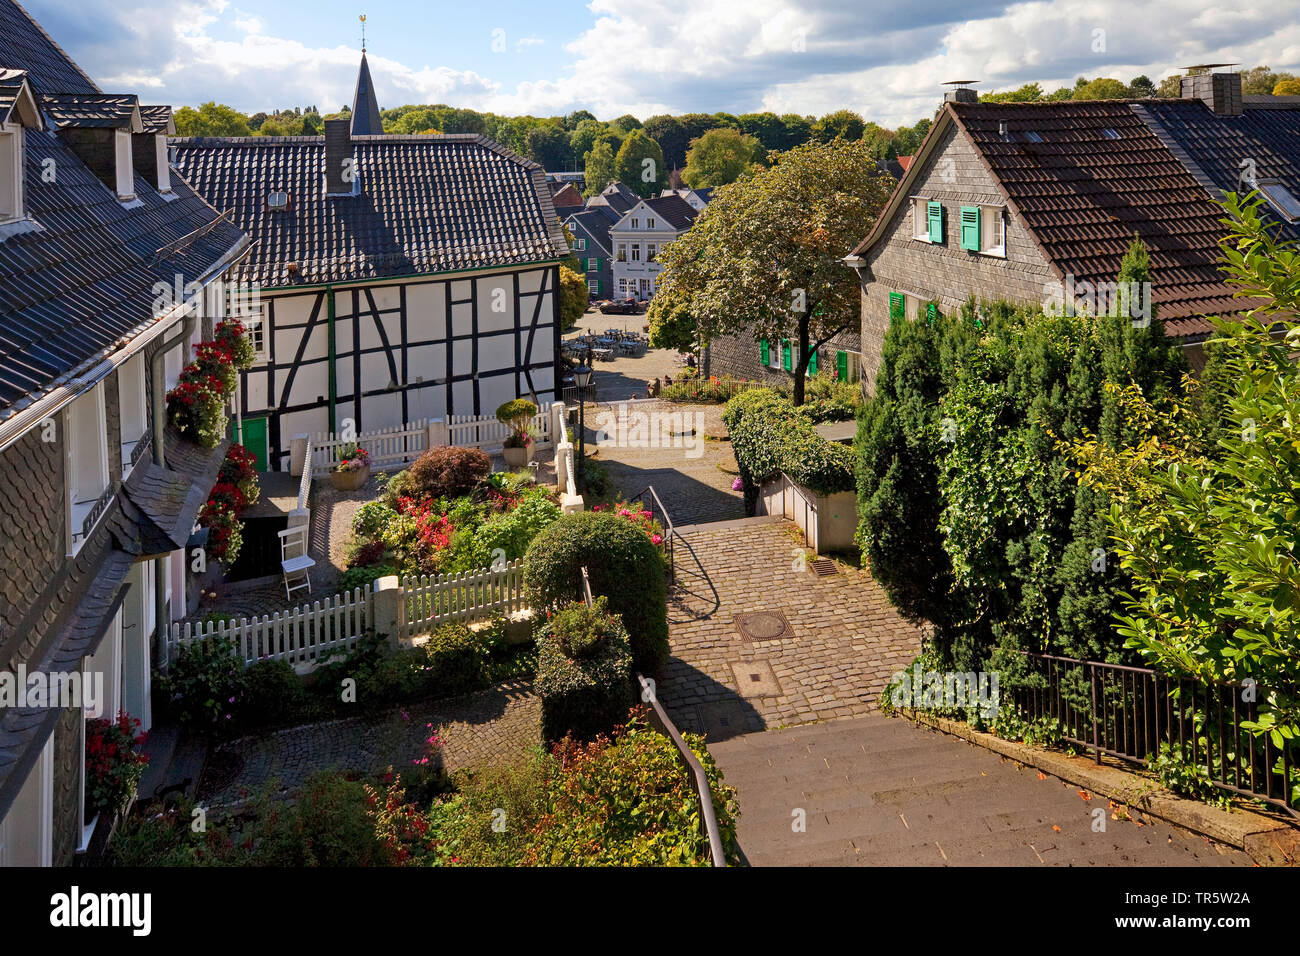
top-left (148, 310), bottom-right (196, 670)
top-left (327, 284), bottom-right (337, 434)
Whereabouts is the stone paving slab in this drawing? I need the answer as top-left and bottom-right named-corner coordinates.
top-left (199, 679), bottom-right (540, 804)
top-left (710, 716), bottom-right (1252, 867)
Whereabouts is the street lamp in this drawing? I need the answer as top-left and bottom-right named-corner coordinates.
top-left (573, 350), bottom-right (594, 488)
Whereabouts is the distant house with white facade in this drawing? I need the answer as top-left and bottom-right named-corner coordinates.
top-left (661, 186), bottom-right (713, 210)
top-left (609, 194), bottom-right (699, 299)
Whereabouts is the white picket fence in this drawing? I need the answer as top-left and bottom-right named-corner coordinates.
top-left (168, 587), bottom-right (370, 672)
top-left (308, 404), bottom-right (559, 477)
top-left (168, 560), bottom-right (530, 672)
top-left (401, 559), bottom-right (527, 639)
top-left (310, 420), bottom-right (432, 477)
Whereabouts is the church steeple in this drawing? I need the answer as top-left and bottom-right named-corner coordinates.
top-left (350, 18), bottom-right (382, 136)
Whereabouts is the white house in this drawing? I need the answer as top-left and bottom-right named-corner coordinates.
top-left (609, 194), bottom-right (699, 300)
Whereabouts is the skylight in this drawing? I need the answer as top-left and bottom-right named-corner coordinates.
top-left (267, 191), bottom-right (290, 211)
top-left (1101, 128), bottom-right (1121, 139)
top-left (1258, 180), bottom-right (1300, 223)
top-left (1022, 130), bottom-right (1043, 143)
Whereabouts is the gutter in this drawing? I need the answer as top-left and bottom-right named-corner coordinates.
top-left (0, 234), bottom-right (254, 456)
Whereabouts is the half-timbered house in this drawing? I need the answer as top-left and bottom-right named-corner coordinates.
top-left (173, 60), bottom-right (569, 471)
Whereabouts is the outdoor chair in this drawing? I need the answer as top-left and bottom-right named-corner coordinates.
top-left (279, 524), bottom-right (315, 600)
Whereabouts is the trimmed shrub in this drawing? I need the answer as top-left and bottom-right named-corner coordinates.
top-left (379, 468), bottom-right (418, 509)
top-left (338, 563), bottom-right (395, 594)
top-left (406, 446), bottom-right (490, 502)
top-left (422, 623), bottom-right (491, 697)
top-left (536, 600), bottom-right (635, 742)
top-left (523, 511), bottom-right (669, 673)
top-left (155, 640), bottom-right (247, 736)
top-left (723, 389), bottom-right (854, 511)
top-left (238, 659), bottom-right (314, 731)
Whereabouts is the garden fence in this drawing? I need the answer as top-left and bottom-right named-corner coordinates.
top-left (168, 560), bottom-right (528, 672)
top-left (307, 403), bottom-right (559, 477)
top-left (1012, 652), bottom-right (1297, 817)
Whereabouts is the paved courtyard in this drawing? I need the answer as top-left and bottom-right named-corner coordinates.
top-left (199, 679), bottom-right (540, 805)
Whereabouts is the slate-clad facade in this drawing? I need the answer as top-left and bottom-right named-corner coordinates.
top-left (0, 0), bottom-right (247, 865)
top-left (848, 78), bottom-right (1300, 392)
top-left (173, 64), bottom-right (569, 470)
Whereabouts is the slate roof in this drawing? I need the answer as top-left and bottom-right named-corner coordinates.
top-left (171, 133), bottom-right (569, 288)
top-left (588, 181), bottom-right (640, 215)
top-left (626, 193), bottom-right (698, 231)
top-left (0, 0), bottom-right (248, 425)
top-left (849, 98), bottom-right (1287, 338)
top-left (0, 0), bottom-right (99, 95)
top-left (42, 92), bottom-right (141, 129)
top-left (567, 205), bottom-right (618, 255)
top-left (138, 105), bottom-right (175, 134)
top-left (1134, 99), bottom-right (1300, 244)
top-left (0, 68), bottom-right (34, 124)
top-left (350, 52), bottom-right (383, 136)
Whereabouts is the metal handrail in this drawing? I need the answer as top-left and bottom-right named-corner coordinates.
top-left (579, 564), bottom-right (727, 866)
top-left (631, 484), bottom-right (679, 583)
top-left (637, 673), bottom-right (728, 867)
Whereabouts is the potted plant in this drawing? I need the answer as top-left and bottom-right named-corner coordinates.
top-left (330, 443), bottom-right (372, 491)
top-left (496, 399), bottom-right (538, 468)
top-left (84, 713), bottom-right (148, 824)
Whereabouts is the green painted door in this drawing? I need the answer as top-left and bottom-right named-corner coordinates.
top-left (240, 417), bottom-right (269, 471)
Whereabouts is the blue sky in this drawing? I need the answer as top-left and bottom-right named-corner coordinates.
top-left (21, 0), bottom-right (1300, 127)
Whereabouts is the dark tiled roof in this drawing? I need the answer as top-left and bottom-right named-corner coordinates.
top-left (138, 105), bottom-right (174, 134)
top-left (853, 100), bottom-right (1248, 338)
top-left (1135, 100), bottom-right (1300, 244)
top-left (0, 2), bottom-right (247, 424)
top-left (350, 53), bottom-right (383, 136)
top-left (567, 206), bottom-right (616, 254)
top-left (949, 100), bottom-right (1264, 335)
top-left (43, 92), bottom-right (140, 129)
top-left (172, 134), bottom-right (568, 287)
top-left (0, 0), bottom-right (99, 95)
top-left (640, 193), bottom-right (698, 230)
top-left (588, 182), bottom-right (640, 215)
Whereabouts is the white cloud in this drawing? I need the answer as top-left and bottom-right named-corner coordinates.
top-left (25, 0), bottom-right (1300, 124)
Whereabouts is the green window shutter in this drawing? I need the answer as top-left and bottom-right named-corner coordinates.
top-left (760, 339), bottom-right (769, 365)
top-left (926, 302), bottom-right (937, 324)
top-left (927, 201), bottom-right (944, 243)
top-left (889, 292), bottom-right (905, 320)
top-left (836, 349), bottom-right (848, 380)
top-left (781, 339), bottom-right (792, 371)
top-left (807, 349), bottom-right (818, 375)
top-left (960, 206), bottom-right (981, 251)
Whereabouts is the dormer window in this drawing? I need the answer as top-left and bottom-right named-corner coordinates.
top-left (267, 190), bottom-right (291, 211)
top-left (0, 70), bottom-right (42, 225)
top-left (0, 124), bottom-right (23, 223)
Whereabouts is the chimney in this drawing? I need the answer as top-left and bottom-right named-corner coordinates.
top-left (1180, 68), bottom-right (1242, 116)
top-left (324, 118), bottom-right (353, 195)
top-left (945, 87), bottom-right (979, 105)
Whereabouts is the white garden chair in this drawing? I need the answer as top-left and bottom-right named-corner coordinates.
top-left (279, 524), bottom-right (315, 600)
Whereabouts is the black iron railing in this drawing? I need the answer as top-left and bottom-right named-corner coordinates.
top-left (631, 484), bottom-right (677, 583)
top-left (1013, 652), bottom-right (1297, 817)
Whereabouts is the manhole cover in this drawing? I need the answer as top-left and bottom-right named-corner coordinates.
top-left (734, 610), bottom-right (791, 642)
top-left (810, 558), bottom-right (838, 577)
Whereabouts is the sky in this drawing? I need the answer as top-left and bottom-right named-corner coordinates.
top-left (20, 0), bottom-right (1300, 127)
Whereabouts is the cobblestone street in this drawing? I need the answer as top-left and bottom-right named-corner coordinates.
top-left (658, 516), bottom-right (924, 737)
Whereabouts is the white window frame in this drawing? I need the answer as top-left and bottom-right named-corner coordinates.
top-left (647, 243), bottom-right (657, 262)
top-left (587, 280), bottom-right (598, 294)
top-left (243, 304), bottom-right (267, 362)
top-left (118, 353), bottom-right (147, 476)
top-left (616, 243), bottom-right (627, 262)
top-left (911, 197), bottom-right (933, 243)
top-left (647, 217), bottom-right (655, 228)
top-left (0, 123), bottom-right (25, 224)
top-left (981, 206), bottom-right (1006, 258)
top-left (631, 243), bottom-right (641, 262)
top-left (0, 735), bottom-right (53, 867)
top-left (631, 217), bottom-right (640, 228)
top-left (575, 237), bottom-right (587, 251)
top-left (586, 257), bottom-right (598, 272)
top-left (618, 278), bottom-right (629, 295)
top-left (114, 128), bottom-right (135, 202)
top-left (66, 384), bottom-right (111, 555)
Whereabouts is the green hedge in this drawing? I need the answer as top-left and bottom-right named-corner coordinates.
top-left (722, 389), bottom-right (855, 507)
top-left (536, 599), bottom-right (635, 742)
top-left (523, 512), bottom-right (669, 674)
